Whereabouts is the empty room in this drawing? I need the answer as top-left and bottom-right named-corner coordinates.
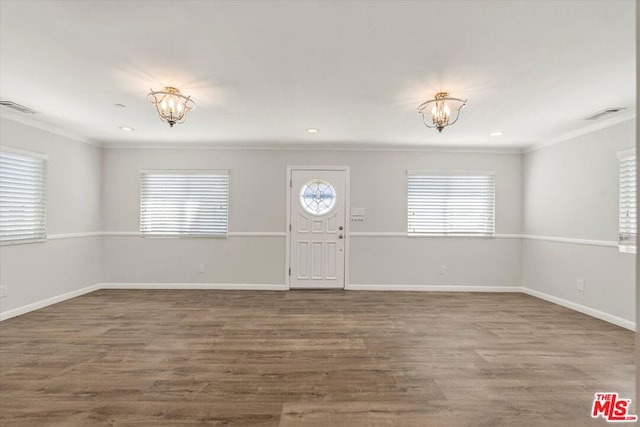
top-left (0, 1), bottom-right (637, 426)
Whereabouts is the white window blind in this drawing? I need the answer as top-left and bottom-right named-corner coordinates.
top-left (618, 150), bottom-right (636, 251)
top-left (0, 148), bottom-right (47, 244)
top-left (408, 171), bottom-right (495, 236)
top-left (140, 170), bottom-right (229, 237)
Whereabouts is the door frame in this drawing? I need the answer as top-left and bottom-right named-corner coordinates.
top-left (285, 165), bottom-right (350, 290)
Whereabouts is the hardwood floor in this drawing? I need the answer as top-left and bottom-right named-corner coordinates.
top-left (0, 290), bottom-right (634, 426)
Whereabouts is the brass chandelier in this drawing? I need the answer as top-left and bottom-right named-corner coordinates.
top-left (418, 92), bottom-right (467, 133)
top-left (148, 87), bottom-right (195, 127)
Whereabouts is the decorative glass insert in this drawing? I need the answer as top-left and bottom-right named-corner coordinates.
top-left (300, 178), bottom-right (336, 216)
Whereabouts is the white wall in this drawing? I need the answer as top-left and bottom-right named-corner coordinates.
top-left (0, 118), bottom-right (102, 315)
top-left (522, 119), bottom-right (636, 324)
top-left (2, 115), bottom-right (634, 330)
top-left (101, 148), bottom-right (523, 287)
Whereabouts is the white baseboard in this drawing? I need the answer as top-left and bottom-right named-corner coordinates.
top-left (100, 282), bottom-right (288, 291)
top-left (522, 287), bottom-right (635, 331)
top-left (1, 283), bottom-right (634, 332)
top-left (347, 284), bottom-right (524, 292)
top-left (0, 283), bottom-right (102, 321)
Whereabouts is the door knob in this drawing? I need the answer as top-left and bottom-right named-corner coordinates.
top-left (338, 226), bottom-right (343, 230)
top-left (338, 234), bottom-right (344, 239)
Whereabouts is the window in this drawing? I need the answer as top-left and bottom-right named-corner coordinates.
top-left (0, 147), bottom-right (47, 244)
top-left (407, 171), bottom-right (495, 236)
top-left (618, 149), bottom-right (636, 253)
top-left (140, 170), bottom-right (229, 237)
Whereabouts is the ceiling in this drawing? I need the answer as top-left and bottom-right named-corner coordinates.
top-left (0, 0), bottom-right (635, 150)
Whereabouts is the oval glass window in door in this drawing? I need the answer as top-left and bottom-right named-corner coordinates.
top-left (299, 178), bottom-right (337, 216)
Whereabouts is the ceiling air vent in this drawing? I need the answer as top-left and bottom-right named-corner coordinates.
top-left (584, 107), bottom-right (626, 121)
top-left (0, 101), bottom-right (37, 114)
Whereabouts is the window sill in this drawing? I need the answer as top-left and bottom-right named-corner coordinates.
top-left (618, 245), bottom-right (636, 254)
top-left (0, 238), bottom-right (47, 246)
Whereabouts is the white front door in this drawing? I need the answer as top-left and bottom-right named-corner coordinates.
top-left (289, 169), bottom-right (347, 289)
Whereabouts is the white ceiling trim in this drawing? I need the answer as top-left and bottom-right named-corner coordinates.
top-left (3, 107), bottom-right (633, 156)
top-left (523, 110), bottom-right (636, 153)
top-left (101, 142), bottom-right (523, 154)
top-left (0, 109), bottom-right (101, 147)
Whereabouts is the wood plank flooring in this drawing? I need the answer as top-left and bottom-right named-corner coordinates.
top-left (0, 290), bottom-right (635, 426)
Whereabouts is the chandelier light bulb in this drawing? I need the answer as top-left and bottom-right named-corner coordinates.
top-left (148, 86), bottom-right (196, 127)
top-left (418, 92), bottom-right (466, 133)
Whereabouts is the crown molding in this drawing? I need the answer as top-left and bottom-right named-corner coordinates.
top-left (99, 141), bottom-right (525, 154)
top-left (0, 109), bottom-right (102, 148)
top-left (523, 109), bottom-right (636, 153)
top-left (2, 106), bottom-right (634, 154)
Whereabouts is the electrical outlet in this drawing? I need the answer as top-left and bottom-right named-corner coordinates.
top-left (577, 279), bottom-right (584, 292)
top-left (0, 285), bottom-right (7, 298)
top-left (198, 264), bottom-right (205, 274)
top-left (440, 265), bottom-right (446, 275)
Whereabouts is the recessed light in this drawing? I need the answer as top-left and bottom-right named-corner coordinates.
top-left (306, 128), bottom-right (319, 134)
top-left (119, 126), bottom-right (134, 131)
top-left (490, 131), bottom-right (503, 137)
top-left (114, 103), bottom-right (126, 108)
